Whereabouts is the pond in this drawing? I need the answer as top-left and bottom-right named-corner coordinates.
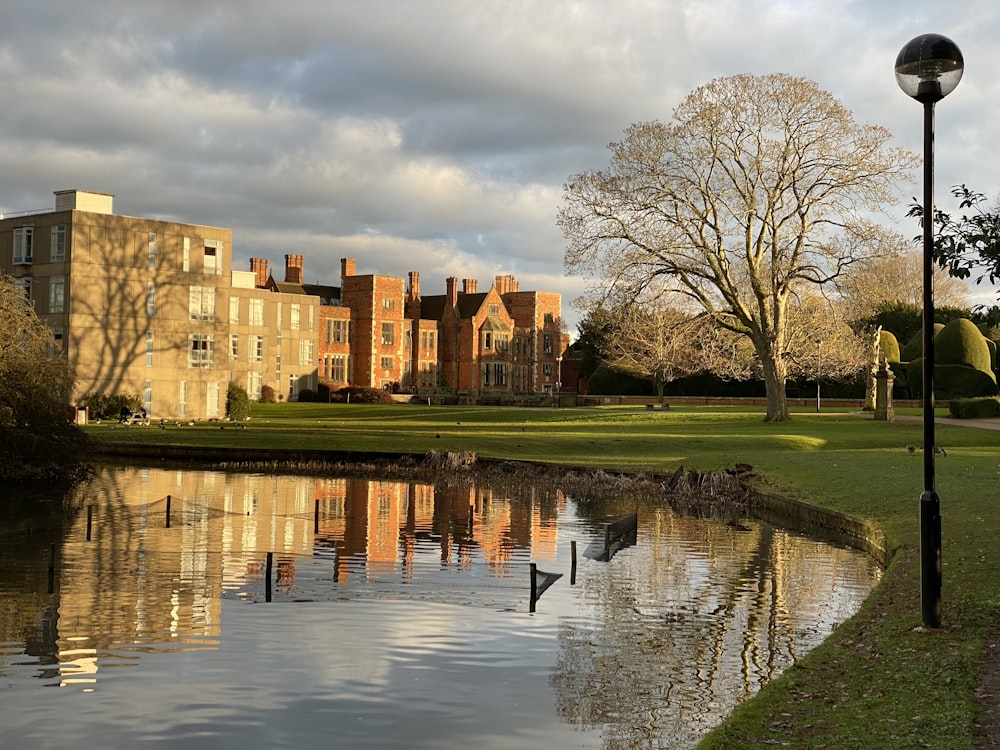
top-left (0, 466), bottom-right (881, 749)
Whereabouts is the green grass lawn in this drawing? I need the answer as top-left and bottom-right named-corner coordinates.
top-left (85, 402), bottom-right (1000, 749)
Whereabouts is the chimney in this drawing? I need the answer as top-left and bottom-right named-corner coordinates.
top-left (408, 271), bottom-right (421, 300)
top-left (284, 254), bottom-right (304, 284)
top-left (446, 277), bottom-right (459, 307)
top-left (462, 278), bottom-right (478, 294)
top-left (250, 258), bottom-right (270, 288)
top-left (341, 257), bottom-right (356, 281)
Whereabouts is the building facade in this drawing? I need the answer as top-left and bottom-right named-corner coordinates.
top-left (0, 190), bottom-right (568, 419)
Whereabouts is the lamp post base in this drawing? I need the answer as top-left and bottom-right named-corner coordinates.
top-left (920, 489), bottom-right (942, 628)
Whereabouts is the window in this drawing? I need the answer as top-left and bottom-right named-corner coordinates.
top-left (183, 237), bottom-right (191, 271)
top-left (13, 226), bottom-right (33, 264)
top-left (249, 298), bottom-right (264, 326)
top-left (483, 332), bottom-right (492, 350)
top-left (327, 319), bottom-right (348, 344)
top-left (188, 333), bottom-right (215, 368)
top-left (146, 331), bottom-right (154, 367)
top-left (495, 333), bottom-right (509, 352)
top-left (288, 374), bottom-right (298, 400)
top-left (421, 330), bottom-right (436, 350)
top-left (148, 233), bottom-right (157, 270)
top-left (381, 322), bottom-right (394, 346)
top-left (308, 305), bottom-right (314, 331)
top-left (290, 304), bottom-right (301, 329)
top-left (247, 372), bottom-right (262, 401)
top-left (275, 355), bottom-right (281, 384)
top-left (14, 277), bottom-right (31, 301)
top-left (489, 303), bottom-right (500, 315)
top-left (48, 276), bottom-right (65, 313)
top-left (327, 355), bottom-right (347, 382)
top-left (207, 381), bottom-right (220, 417)
top-left (382, 297), bottom-right (396, 310)
top-left (299, 339), bottom-right (313, 366)
top-left (179, 381), bottom-right (187, 417)
top-left (543, 362), bottom-right (553, 375)
top-left (203, 241), bottom-right (222, 275)
top-left (249, 334), bottom-right (264, 362)
top-left (51, 226), bottom-right (66, 262)
top-left (230, 334), bottom-right (239, 359)
top-left (189, 286), bottom-right (216, 321)
top-left (147, 281), bottom-right (156, 317)
top-left (144, 380), bottom-right (152, 414)
top-left (48, 326), bottom-right (64, 357)
top-left (483, 362), bottom-right (508, 387)
top-left (543, 333), bottom-right (553, 355)
top-left (380, 356), bottom-right (393, 370)
top-left (229, 296), bottom-right (240, 324)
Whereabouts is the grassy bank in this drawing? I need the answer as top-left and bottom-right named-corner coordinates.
top-left (84, 403), bottom-right (1000, 749)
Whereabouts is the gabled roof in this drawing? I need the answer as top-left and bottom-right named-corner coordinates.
top-left (266, 279), bottom-right (341, 305)
top-left (456, 292), bottom-right (489, 318)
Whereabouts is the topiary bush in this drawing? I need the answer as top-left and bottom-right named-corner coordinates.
top-left (935, 318), bottom-right (993, 372)
top-left (907, 360), bottom-right (998, 399)
top-left (330, 386), bottom-right (395, 404)
top-left (226, 382), bottom-right (251, 421)
top-left (259, 384), bottom-right (276, 403)
top-left (899, 323), bottom-right (946, 363)
top-left (949, 397), bottom-right (1000, 418)
top-left (878, 329), bottom-right (901, 363)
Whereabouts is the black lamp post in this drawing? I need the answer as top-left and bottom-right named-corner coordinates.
top-left (894, 33), bottom-right (964, 629)
top-left (814, 339), bottom-right (822, 413)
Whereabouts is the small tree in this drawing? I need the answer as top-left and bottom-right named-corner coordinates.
top-left (226, 381), bottom-right (251, 421)
top-left (0, 274), bottom-right (84, 479)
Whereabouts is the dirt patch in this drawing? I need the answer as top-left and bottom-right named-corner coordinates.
top-left (975, 625), bottom-right (1000, 748)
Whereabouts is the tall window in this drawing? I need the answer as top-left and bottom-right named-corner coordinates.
top-left (203, 243), bottom-right (221, 275)
top-left (148, 233), bottom-right (157, 270)
top-left (229, 296), bottom-right (240, 324)
top-left (380, 356), bottom-right (393, 370)
top-left (146, 331), bottom-right (154, 367)
top-left (327, 319), bottom-right (348, 344)
top-left (247, 372), bottom-right (262, 401)
top-left (207, 381), bottom-right (220, 417)
top-left (421, 330), bottom-right (435, 350)
top-left (48, 276), bottom-right (65, 313)
top-left (183, 237), bottom-right (191, 272)
top-left (147, 281), bottom-right (156, 317)
top-left (249, 334), bottom-right (264, 362)
top-left (543, 333), bottom-right (553, 355)
top-left (299, 339), bottom-right (313, 366)
top-left (188, 333), bottom-right (215, 368)
top-left (327, 355), bottom-right (347, 382)
top-left (189, 286), bottom-right (216, 321)
top-left (179, 381), bottom-right (187, 417)
top-left (230, 334), bottom-right (239, 360)
top-left (48, 326), bottom-right (64, 357)
top-left (381, 322), bottom-right (394, 346)
top-left (13, 226), bottom-right (33, 264)
top-left (288, 374), bottom-right (298, 400)
top-left (144, 380), bottom-right (152, 414)
top-left (50, 225), bottom-right (66, 262)
top-left (249, 298), bottom-right (264, 326)
top-left (290, 304), bottom-right (301, 330)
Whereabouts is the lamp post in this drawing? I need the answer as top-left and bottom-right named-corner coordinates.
top-left (814, 339), bottom-right (822, 413)
top-left (556, 355), bottom-right (563, 407)
top-left (894, 33), bottom-right (964, 629)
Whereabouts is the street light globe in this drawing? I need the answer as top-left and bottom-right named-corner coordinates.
top-left (895, 33), bottom-right (964, 103)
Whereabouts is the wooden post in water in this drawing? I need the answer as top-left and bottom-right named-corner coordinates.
top-left (314, 499), bottom-right (320, 534)
top-left (570, 540), bottom-right (577, 585)
top-left (529, 563), bottom-right (538, 613)
top-left (468, 503), bottom-right (474, 533)
top-left (47, 544), bottom-right (55, 594)
top-left (265, 552), bottom-right (273, 602)
top-left (86, 506), bottom-right (93, 541)
top-left (604, 523), bottom-right (611, 559)
top-left (165, 495), bottom-right (172, 528)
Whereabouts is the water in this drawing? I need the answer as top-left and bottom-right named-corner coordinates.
top-left (0, 466), bottom-right (880, 749)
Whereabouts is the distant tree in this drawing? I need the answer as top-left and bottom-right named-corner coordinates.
top-left (226, 382), bottom-right (251, 421)
top-left (573, 304), bottom-right (617, 380)
top-left (561, 73), bottom-right (917, 421)
top-left (908, 184), bottom-right (1000, 286)
top-left (0, 274), bottom-right (85, 479)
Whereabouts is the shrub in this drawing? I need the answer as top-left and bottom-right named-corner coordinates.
top-left (330, 386), bottom-right (395, 404)
top-left (900, 323), bottom-right (946, 363)
top-left (259, 385), bottom-right (276, 404)
top-left (296, 388), bottom-right (317, 402)
top-left (80, 392), bottom-right (142, 420)
top-left (878, 329), bottom-right (901, 363)
top-left (226, 382), bottom-right (251, 421)
top-left (936, 318), bottom-right (992, 372)
top-left (907, 360), bottom-right (998, 399)
top-left (949, 397), bottom-right (1000, 419)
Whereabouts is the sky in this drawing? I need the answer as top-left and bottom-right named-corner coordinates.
top-left (2, 0), bottom-right (998, 333)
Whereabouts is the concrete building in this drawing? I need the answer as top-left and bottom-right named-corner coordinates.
top-left (0, 190), bottom-right (568, 418)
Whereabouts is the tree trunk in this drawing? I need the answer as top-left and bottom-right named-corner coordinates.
top-left (760, 354), bottom-right (790, 422)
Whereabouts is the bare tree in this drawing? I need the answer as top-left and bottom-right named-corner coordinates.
top-left (560, 73), bottom-right (917, 421)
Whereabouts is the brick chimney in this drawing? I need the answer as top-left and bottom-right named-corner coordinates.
top-left (341, 257), bottom-right (356, 281)
top-left (284, 254), bottom-right (304, 284)
top-left (495, 274), bottom-right (519, 295)
top-left (446, 277), bottom-right (459, 307)
top-left (408, 271), bottom-right (421, 300)
top-left (250, 258), bottom-right (270, 288)
top-left (462, 278), bottom-right (478, 294)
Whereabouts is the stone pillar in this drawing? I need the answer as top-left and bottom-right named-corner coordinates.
top-left (874, 360), bottom-right (895, 422)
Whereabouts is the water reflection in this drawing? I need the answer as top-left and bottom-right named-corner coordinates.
top-left (0, 467), bottom-right (880, 749)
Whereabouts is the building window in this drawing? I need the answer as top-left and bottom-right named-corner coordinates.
top-left (494, 362), bottom-right (508, 386)
top-left (179, 381), bottom-right (187, 417)
top-left (48, 326), bottom-right (64, 357)
top-left (188, 333), bottom-right (215, 368)
top-left (290, 304), bottom-right (301, 329)
top-left (543, 362), bottom-right (553, 375)
top-left (421, 330), bottom-right (436, 350)
top-left (382, 297), bottom-right (395, 310)
top-left (249, 298), bottom-right (264, 326)
top-left (207, 381), bottom-right (220, 417)
top-left (299, 339), bottom-right (313, 366)
top-left (147, 281), bottom-right (156, 317)
top-left (483, 331), bottom-right (492, 350)
top-left (288, 374), bottom-right (298, 400)
top-left (229, 296), bottom-right (240, 324)
top-left (249, 334), bottom-right (264, 362)
top-left (327, 319), bottom-right (348, 344)
top-left (247, 372), bottom-right (262, 401)
top-left (144, 380), bottom-right (152, 414)
top-left (275, 355), bottom-right (281, 384)
top-left (204, 242), bottom-right (222, 275)
top-left (51, 226), bottom-right (66, 262)
top-left (489, 303), bottom-right (500, 315)
top-left (381, 322), bottom-right (394, 346)
top-left (48, 276), bottom-right (65, 313)
top-left (495, 333), bottom-right (509, 352)
top-left (380, 356), bottom-right (393, 370)
top-left (308, 305), bottom-right (314, 331)
top-left (183, 237), bottom-right (191, 272)
top-left (543, 333), bottom-right (553, 355)
top-left (13, 226), bottom-right (33, 264)
top-left (148, 233), bottom-right (157, 270)
top-left (146, 331), bottom-right (154, 367)
top-left (13, 277), bottom-right (31, 301)
top-left (328, 355), bottom-right (347, 382)
top-left (189, 286), bottom-right (216, 321)
top-left (230, 333), bottom-right (239, 360)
